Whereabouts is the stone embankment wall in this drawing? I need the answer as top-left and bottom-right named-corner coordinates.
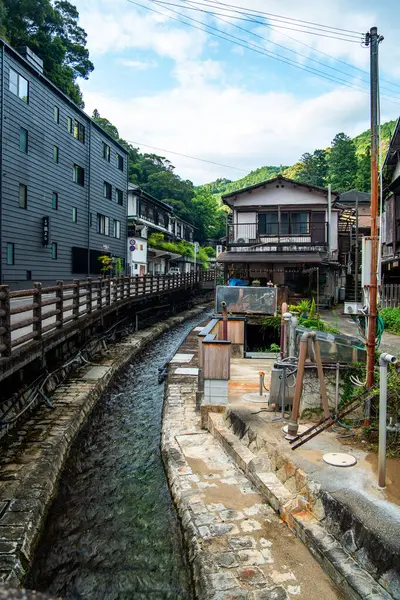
top-left (0, 305), bottom-right (209, 586)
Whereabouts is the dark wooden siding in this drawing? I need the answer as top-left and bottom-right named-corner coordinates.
top-left (0, 46), bottom-right (127, 287)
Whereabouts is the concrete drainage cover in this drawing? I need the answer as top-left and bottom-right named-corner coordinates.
top-left (174, 367), bottom-right (199, 376)
top-left (83, 366), bottom-right (111, 380)
top-left (323, 452), bottom-right (357, 467)
top-left (171, 353), bottom-right (194, 363)
top-left (282, 424), bottom-right (308, 435)
top-left (193, 327), bottom-right (203, 332)
top-left (242, 392), bottom-right (269, 404)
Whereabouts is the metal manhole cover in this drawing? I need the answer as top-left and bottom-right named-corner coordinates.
top-left (323, 452), bottom-right (357, 467)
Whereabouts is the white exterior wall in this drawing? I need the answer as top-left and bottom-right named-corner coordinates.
top-left (231, 181), bottom-right (329, 207)
top-left (127, 236), bottom-right (147, 275)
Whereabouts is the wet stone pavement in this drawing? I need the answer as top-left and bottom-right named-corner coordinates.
top-left (162, 330), bottom-right (343, 600)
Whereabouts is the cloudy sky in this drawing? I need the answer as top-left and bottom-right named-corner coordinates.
top-left (73, 0), bottom-right (400, 184)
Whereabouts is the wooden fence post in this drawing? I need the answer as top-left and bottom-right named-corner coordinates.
top-left (97, 279), bottom-right (103, 310)
top-left (87, 278), bottom-right (92, 314)
top-left (106, 277), bottom-right (112, 306)
top-left (0, 285), bottom-right (11, 357)
top-left (33, 282), bottom-right (42, 341)
top-left (56, 280), bottom-right (64, 328)
top-left (73, 279), bottom-right (80, 320)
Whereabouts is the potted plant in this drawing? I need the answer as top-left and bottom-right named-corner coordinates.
top-left (252, 279), bottom-right (261, 287)
top-left (296, 299), bottom-right (311, 318)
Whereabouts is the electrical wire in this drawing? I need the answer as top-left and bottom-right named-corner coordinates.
top-left (151, 0), bottom-right (364, 41)
top-left (180, 0), bottom-right (400, 99)
top-left (123, 138), bottom-right (248, 172)
top-left (129, 0), bottom-right (399, 106)
top-left (178, 0), bottom-right (364, 36)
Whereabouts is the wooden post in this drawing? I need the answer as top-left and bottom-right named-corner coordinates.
top-left (135, 276), bottom-right (139, 297)
top-left (73, 279), bottom-right (80, 320)
top-left (56, 280), bottom-right (64, 328)
top-left (97, 279), bottom-right (103, 310)
top-left (33, 282), bottom-right (42, 341)
top-left (0, 285), bottom-right (11, 357)
top-left (87, 278), bottom-right (92, 314)
top-left (107, 277), bottom-right (112, 306)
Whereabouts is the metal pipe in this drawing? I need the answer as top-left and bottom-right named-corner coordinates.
top-left (221, 301), bottom-right (228, 340)
top-left (328, 184), bottom-right (332, 254)
top-left (335, 362), bottom-right (340, 416)
top-left (288, 315), bottom-right (298, 359)
top-left (313, 337), bottom-right (330, 419)
top-left (282, 311), bottom-right (291, 360)
top-left (287, 331), bottom-right (315, 437)
top-left (378, 352), bottom-right (397, 489)
top-left (280, 302), bottom-right (288, 359)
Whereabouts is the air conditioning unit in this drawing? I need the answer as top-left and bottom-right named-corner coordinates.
top-left (343, 302), bottom-right (364, 315)
top-left (236, 237), bottom-right (249, 244)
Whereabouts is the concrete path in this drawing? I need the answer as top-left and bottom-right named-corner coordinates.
top-left (321, 308), bottom-right (400, 358)
top-left (163, 329), bottom-right (343, 600)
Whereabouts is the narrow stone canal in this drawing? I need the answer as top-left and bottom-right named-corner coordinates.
top-left (27, 314), bottom-right (209, 600)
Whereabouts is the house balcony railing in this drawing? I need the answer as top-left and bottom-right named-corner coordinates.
top-left (227, 222), bottom-right (328, 251)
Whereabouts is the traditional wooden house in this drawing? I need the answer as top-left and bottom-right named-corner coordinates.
top-left (217, 176), bottom-right (343, 305)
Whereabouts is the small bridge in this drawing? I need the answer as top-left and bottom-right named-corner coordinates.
top-left (0, 272), bottom-right (215, 386)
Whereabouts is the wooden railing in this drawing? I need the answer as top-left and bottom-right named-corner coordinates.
top-left (380, 284), bottom-right (400, 308)
top-left (0, 271), bottom-right (215, 359)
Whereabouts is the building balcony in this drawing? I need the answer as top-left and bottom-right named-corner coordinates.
top-left (227, 222), bottom-right (328, 253)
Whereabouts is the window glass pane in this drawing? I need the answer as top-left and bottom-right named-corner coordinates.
top-left (67, 117), bottom-right (73, 133)
top-left (74, 119), bottom-right (79, 139)
top-left (291, 212), bottom-right (309, 234)
top-left (9, 68), bottom-right (18, 95)
top-left (53, 145), bottom-right (59, 163)
top-left (116, 153), bottom-right (123, 170)
top-left (19, 184), bottom-right (27, 209)
top-left (54, 106), bottom-right (59, 123)
top-left (105, 216), bottom-right (109, 236)
top-left (72, 207), bottom-right (77, 222)
top-left (7, 243), bottom-right (14, 265)
top-left (280, 213), bottom-right (289, 235)
top-left (52, 192), bottom-right (58, 210)
top-left (116, 189), bottom-right (123, 205)
top-left (265, 212), bottom-right (278, 235)
top-left (51, 242), bottom-right (57, 260)
top-left (19, 128), bottom-right (28, 153)
top-left (79, 123), bottom-right (85, 143)
top-left (19, 76), bottom-right (29, 102)
top-left (116, 220), bottom-right (121, 239)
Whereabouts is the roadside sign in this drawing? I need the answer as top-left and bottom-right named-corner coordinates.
top-left (129, 246), bottom-right (135, 252)
top-left (129, 239), bottom-right (136, 245)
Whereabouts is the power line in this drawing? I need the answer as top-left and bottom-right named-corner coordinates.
top-left (180, 0), bottom-right (400, 99)
top-left (203, 0), bottom-right (400, 92)
top-left (179, 0), bottom-right (364, 36)
top-left (140, 0), bottom-right (398, 104)
top-left (151, 0), bottom-right (364, 42)
top-left (125, 139), bottom-right (249, 171)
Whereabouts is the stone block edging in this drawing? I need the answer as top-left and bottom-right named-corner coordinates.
top-left (208, 412), bottom-right (394, 600)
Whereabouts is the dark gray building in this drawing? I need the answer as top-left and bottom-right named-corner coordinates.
top-left (0, 40), bottom-right (128, 288)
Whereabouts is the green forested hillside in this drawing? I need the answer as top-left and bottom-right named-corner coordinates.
top-left (201, 120), bottom-right (397, 198)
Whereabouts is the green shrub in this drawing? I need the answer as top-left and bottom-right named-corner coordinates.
top-left (148, 233), bottom-right (211, 268)
top-left (380, 307), bottom-right (400, 333)
top-left (299, 317), bottom-right (339, 334)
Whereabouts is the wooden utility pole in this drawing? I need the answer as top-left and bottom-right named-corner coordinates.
top-left (366, 26), bottom-right (381, 391)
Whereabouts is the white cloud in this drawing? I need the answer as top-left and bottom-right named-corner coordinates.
top-left (74, 0), bottom-right (400, 184)
top-left (75, 0), bottom-right (206, 62)
top-left (117, 58), bottom-right (157, 70)
top-left (81, 76), bottom-right (395, 184)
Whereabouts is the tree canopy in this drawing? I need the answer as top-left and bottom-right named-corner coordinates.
top-left (0, 0), bottom-right (93, 106)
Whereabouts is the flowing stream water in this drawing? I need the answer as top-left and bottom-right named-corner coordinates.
top-left (27, 314), bottom-right (208, 600)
